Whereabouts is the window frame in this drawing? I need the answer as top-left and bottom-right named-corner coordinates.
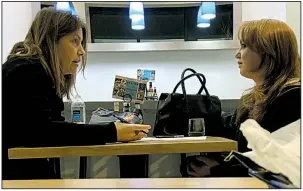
top-left (84, 2), bottom-right (242, 52)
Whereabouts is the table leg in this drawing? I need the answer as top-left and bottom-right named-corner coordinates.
top-left (53, 158), bottom-right (61, 179)
top-left (119, 155), bottom-right (149, 178)
top-left (79, 156), bottom-right (87, 179)
top-left (180, 153), bottom-right (189, 177)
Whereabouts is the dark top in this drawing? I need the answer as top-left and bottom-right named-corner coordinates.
top-left (2, 58), bottom-right (117, 180)
top-left (222, 84), bottom-right (301, 152)
top-left (206, 83), bottom-right (301, 177)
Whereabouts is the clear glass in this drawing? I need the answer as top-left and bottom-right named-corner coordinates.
top-left (188, 118), bottom-right (205, 136)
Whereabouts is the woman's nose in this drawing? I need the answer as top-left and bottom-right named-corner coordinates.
top-left (235, 50), bottom-right (241, 59)
top-left (78, 45), bottom-right (85, 56)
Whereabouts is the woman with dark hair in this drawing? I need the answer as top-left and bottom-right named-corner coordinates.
top-left (2, 8), bottom-right (150, 180)
top-left (188, 19), bottom-right (300, 177)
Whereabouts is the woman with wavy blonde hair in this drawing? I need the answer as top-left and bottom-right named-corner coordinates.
top-left (3, 7), bottom-right (150, 180)
top-left (188, 19), bottom-right (300, 177)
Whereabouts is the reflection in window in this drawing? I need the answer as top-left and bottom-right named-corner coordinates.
top-left (89, 3), bottom-right (233, 43)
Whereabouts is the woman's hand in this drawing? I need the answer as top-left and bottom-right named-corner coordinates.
top-left (114, 115), bottom-right (151, 142)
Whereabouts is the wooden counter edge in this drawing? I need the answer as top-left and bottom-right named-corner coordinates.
top-left (2, 178), bottom-right (268, 188)
top-left (8, 137), bottom-right (238, 159)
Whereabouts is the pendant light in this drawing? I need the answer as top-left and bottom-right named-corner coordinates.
top-left (55, 2), bottom-right (77, 16)
top-left (197, 4), bottom-right (210, 28)
top-left (129, 2), bottom-right (144, 22)
top-left (131, 17), bottom-right (145, 30)
top-left (201, 2), bottom-right (216, 19)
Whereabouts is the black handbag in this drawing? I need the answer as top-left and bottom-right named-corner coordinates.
top-left (153, 68), bottom-right (223, 137)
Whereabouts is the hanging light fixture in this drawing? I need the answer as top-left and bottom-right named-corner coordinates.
top-left (131, 17), bottom-right (145, 30)
top-left (55, 2), bottom-right (77, 16)
top-left (197, 3), bottom-right (210, 28)
top-left (197, 17), bottom-right (210, 28)
top-left (201, 2), bottom-right (216, 19)
top-left (129, 2), bottom-right (144, 22)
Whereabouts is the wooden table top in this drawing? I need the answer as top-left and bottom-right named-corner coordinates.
top-left (8, 136), bottom-right (237, 159)
top-left (2, 178), bottom-right (267, 188)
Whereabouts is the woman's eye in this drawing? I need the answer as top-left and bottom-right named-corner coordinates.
top-left (241, 43), bottom-right (246, 48)
top-left (73, 39), bottom-right (79, 45)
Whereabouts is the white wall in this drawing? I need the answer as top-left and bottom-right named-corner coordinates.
top-left (74, 50), bottom-right (253, 101)
top-left (241, 2), bottom-right (286, 22)
top-left (2, 2), bottom-right (40, 63)
top-left (286, 2), bottom-right (301, 53)
top-left (73, 2), bottom-right (86, 23)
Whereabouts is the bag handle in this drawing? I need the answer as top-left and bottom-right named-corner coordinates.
top-left (174, 73), bottom-right (210, 98)
top-left (173, 73), bottom-right (211, 113)
top-left (181, 68), bottom-right (210, 95)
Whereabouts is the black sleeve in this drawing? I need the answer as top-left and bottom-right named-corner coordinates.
top-left (5, 61), bottom-right (117, 148)
top-left (261, 87), bottom-right (301, 133)
top-left (220, 111), bottom-right (239, 140)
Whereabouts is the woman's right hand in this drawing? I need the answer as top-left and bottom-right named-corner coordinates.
top-left (114, 122), bottom-right (151, 142)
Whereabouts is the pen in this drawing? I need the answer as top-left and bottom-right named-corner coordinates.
top-left (112, 114), bottom-right (130, 124)
top-left (112, 114), bottom-right (148, 135)
top-left (269, 180), bottom-right (296, 188)
top-left (135, 130), bottom-right (148, 135)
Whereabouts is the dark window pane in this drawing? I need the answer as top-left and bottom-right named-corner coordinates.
top-left (89, 3), bottom-right (233, 42)
top-left (185, 4), bottom-right (233, 40)
top-left (90, 7), bottom-right (136, 40)
top-left (141, 7), bottom-right (184, 40)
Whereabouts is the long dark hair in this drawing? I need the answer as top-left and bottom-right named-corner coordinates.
top-left (8, 7), bottom-right (88, 99)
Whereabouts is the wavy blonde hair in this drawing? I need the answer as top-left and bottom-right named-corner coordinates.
top-left (7, 8), bottom-right (88, 99)
top-left (236, 19), bottom-right (300, 123)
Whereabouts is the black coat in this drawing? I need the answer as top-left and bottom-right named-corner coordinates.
top-left (222, 84), bottom-right (301, 152)
top-left (2, 58), bottom-right (117, 180)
